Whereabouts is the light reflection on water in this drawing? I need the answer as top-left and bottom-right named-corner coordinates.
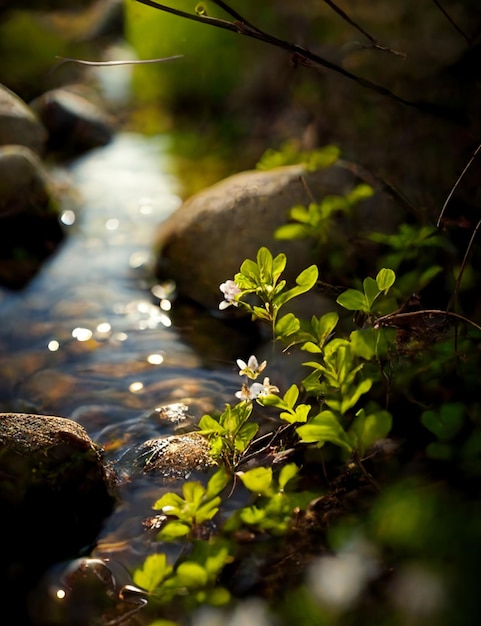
top-left (0, 130), bottom-right (239, 442)
top-left (0, 132), bottom-right (243, 598)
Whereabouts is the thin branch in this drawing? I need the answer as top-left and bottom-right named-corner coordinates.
top-left (432, 0), bottom-right (471, 44)
top-left (374, 308), bottom-right (481, 334)
top-left (322, 0), bottom-right (406, 58)
top-left (134, 0), bottom-right (461, 122)
top-left (52, 54), bottom-right (183, 69)
top-left (436, 141), bottom-right (481, 227)
top-left (448, 217), bottom-right (481, 311)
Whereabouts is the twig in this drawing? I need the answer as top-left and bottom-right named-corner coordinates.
top-left (436, 141), bottom-right (481, 227)
top-left (432, 0), bottom-right (471, 44)
top-left (52, 54), bottom-right (183, 70)
top-left (374, 308), bottom-right (481, 334)
top-left (134, 0), bottom-right (461, 122)
top-left (448, 217), bottom-right (481, 311)
top-left (322, 0), bottom-right (406, 58)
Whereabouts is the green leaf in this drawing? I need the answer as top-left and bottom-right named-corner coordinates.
top-left (237, 466), bottom-right (273, 496)
top-left (363, 276), bottom-right (380, 309)
top-left (301, 341), bottom-right (323, 353)
top-left (182, 481), bottom-right (206, 505)
top-left (198, 414), bottom-right (224, 435)
top-left (315, 311), bottom-right (339, 346)
top-left (350, 328), bottom-right (377, 360)
top-left (278, 463), bottom-right (300, 490)
top-left (336, 289), bottom-right (368, 312)
top-left (307, 144), bottom-right (340, 170)
top-left (295, 265), bottom-right (319, 289)
top-left (157, 520), bottom-right (191, 541)
top-left (206, 468), bottom-right (230, 499)
top-left (195, 497), bottom-right (221, 524)
top-left (133, 553), bottom-right (173, 592)
top-left (283, 384), bottom-right (299, 409)
top-left (296, 411), bottom-right (352, 451)
top-left (376, 268), bottom-right (396, 292)
top-left (175, 561), bottom-right (208, 587)
top-left (239, 258), bottom-right (260, 282)
top-left (421, 403), bottom-right (465, 440)
top-left (203, 586), bottom-right (231, 606)
top-left (340, 378), bottom-right (373, 414)
top-left (239, 505), bottom-right (266, 525)
top-left (275, 223), bottom-right (310, 240)
top-left (275, 312), bottom-right (301, 338)
top-left (290, 205), bottom-right (311, 223)
top-left (346, 183), bottom-right (374, 204)
top-left (275, 265), bottom-right (319, 306)
top-left (153, 492), bottom-right (185, 513)
top-left (257, 247), bottom-right (273, 277)
top-left (282, 403), bottom-right (310, 424)
top-left (259, 394), bottom-right (288, 409)
top-left (235, 422), bottom-right (259, 452)
top-left (348, 407), bottom-right (392, 455)
top-left (272, 252), bottom-right (287, 280)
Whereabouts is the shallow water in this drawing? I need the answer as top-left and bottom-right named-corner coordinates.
top-left (0, 132), bottom-right (247, 619)
top-left (0, 132), bottom-right (241, 422)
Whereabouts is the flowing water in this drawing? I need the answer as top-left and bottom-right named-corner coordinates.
top-left (0, 131), bottom-right (250, 621)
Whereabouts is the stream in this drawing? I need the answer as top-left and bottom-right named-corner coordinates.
top-left (0, 130), bottom-right (248, 621)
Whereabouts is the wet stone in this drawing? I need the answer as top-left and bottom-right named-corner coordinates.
top-left (30, 87), bottom-right (114, 155)
top-left (0, 83), bottom-right (47, 154)
top-left (120, 432), bottom-right (215, 480)
top-left (0, 413), bottom-right (116, 614)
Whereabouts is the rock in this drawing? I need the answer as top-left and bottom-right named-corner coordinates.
top-left (0, 145), bottom-right (57, 218)
top-left (120, 432), bottom-right (215, 481)
top-left (0, 145), bottom-right (64, 289)
top-left (154, 163), bottom-right (400, 311)
top-left (0, 83), bottom-right (47, 154)
top-left (0, 413), bottom-right (116, 614)
top-left (30, 87), bottom-right (114, 155)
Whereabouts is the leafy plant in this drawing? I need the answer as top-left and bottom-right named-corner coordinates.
top-left (197, 402), bottom-right (259, 471)
top-left (336, 267), bottom-right (396, 321)
top-left (133, 539), bottom-right (232, 609)
top-left (223, 463), bottom-right (316, 535)
top-left (153, 468), bottom-right (230, 540)
top-left (275, 183), bottom-right (374, 244)
top-left (256, 141), bottom-right (340, 172)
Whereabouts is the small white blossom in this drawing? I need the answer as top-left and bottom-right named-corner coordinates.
top-left (236, 355), bottom-right (267, 380)
top-left (219, 280), bottom-right (242, 310)
top-left (235, 382), bottom-right (263, 401)
top-left (258, 377), bottom-right (280, 397)
top-left (235, 377), bottom-right (279, 401)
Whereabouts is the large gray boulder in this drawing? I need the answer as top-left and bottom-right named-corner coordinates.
top-left (154, 163), bottom-right (400, 311)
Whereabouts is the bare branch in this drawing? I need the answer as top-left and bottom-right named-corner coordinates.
top-left (432, 0), bottom-right (471, 44)
top-left (52, 55), bottom-right (183, 69)
top-left (437, 141), bottom-right (481, 227)
top-left (134, 0), bottom-right (461, 121)
top-left (322, 0), bottom-right (406, 58)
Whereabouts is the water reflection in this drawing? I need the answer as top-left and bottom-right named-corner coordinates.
top-left (0, 132), bottom-right (241, 441)
top-left (0, 131), bottom-right (243, 624)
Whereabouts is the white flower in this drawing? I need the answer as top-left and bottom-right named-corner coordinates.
top-left (236, 355), bottom-right (267, 380)
top-left (234, 377), bottom-right (279, 401)
top-left (235, 382), bottom-right (262, 401)
top-left (219, 280), bottom-right (241, 310)
top-left (258, 377), bottom-right (280, 397)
